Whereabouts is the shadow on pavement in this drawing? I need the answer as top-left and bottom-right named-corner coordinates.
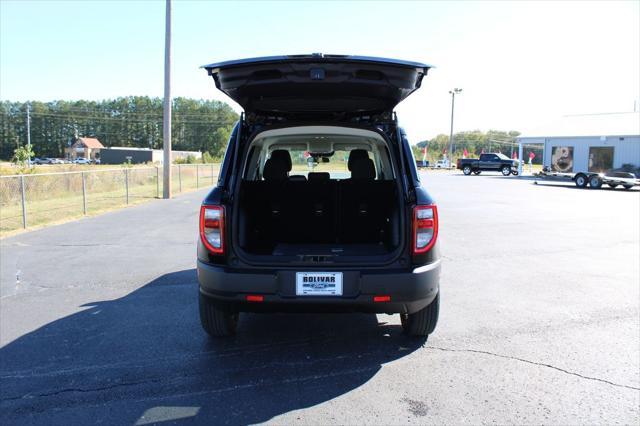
top-left (0, 269), bottom-right (425, 425)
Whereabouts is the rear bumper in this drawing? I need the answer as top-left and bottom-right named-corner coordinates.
top-left (197, 260), bottom-right (440, 314)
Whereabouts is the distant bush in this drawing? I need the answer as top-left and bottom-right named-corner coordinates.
top-left (175, 155), bottom-right (198, 164)
top-left (202, 152), bottom-right (215, 163)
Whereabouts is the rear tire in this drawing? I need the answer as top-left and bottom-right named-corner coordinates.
top-left (473, 171), bottom-right (481, 175)
top-left (199, 293), bottom-right (239, 337)
top-left (501, 166), bottom-right (511, 176)
top-left (511, 170), bottom-right (519, 176)
top-left (401, 293), bottom-right (439, 337)
top-left (589, 175), bottom-right (603, 189)
top-left (575, 174), bottom-right (588, 188)
top-left (623, 185), bottom-right (633, 190)
top-left (608, 184), bottom-right (618, 189)
top-left (463, 166), bottom-right (472, 175)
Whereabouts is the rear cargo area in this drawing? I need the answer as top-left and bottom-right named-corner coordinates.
top-left (234, 126), bottom-right (403, 260)
top-left (237, 178), bottom-right (400, 256)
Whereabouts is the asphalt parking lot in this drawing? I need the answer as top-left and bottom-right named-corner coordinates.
top-left (1, 172), bottom-right (638, 425)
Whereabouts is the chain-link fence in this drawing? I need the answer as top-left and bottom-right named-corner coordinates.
top-left (0, 164), bottom-right (220, 235)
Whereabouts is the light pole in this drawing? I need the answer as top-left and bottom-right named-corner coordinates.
top-left (448, 88), bottom-right (462, 165)
top-left (26, 104), bottom-right (31, 164)
top-left (162, 0), bottom-right (172, 199)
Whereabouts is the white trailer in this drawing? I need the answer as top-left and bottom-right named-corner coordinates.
top-left (517, 112), bottom-right (640, 189)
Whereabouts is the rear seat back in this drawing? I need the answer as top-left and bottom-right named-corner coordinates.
top-left (339, 179), bottom-right (396, 244)
top-left (241, 147), bottom-right (396, 248)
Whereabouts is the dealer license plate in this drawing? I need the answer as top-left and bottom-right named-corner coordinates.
top-left (296, 272), bottom-right (343, 296)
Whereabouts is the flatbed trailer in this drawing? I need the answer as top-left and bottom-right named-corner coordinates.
top-left (536, 170), bottom-right (640, 189)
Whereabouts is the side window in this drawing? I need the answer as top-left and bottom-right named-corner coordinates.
top-left (216, 123), bottom-right (238, 187)
top-left (404, 139), bottom-right (420, 183)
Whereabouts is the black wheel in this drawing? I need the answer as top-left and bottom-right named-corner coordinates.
top-left (608, 184), bottom-right (618, 189)
top-left (473, 171), bottom-right (481, 175)
top-left (463, 166), bottom-right (472, 175)
top-left (511, 170), bottom-right (519, 176)
top-left (401, 293), bottom-right (439, 337)
top-left (623, 185), bottom-right (633, 190)
top-left (501, 166), bottom-right (511, 176)
top-left (199, 293), bottom-right (239, 337)
top-left (575, 174), bottom-right (588, 188)
top-left (589, 175), bottom-right (603, 189)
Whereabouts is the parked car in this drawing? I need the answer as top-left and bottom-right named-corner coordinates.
top-left (73, 157), bottom-right (92, 165)
top-left (457, 153), bottom-right (519, 176)
top-left (49, 158), bottom-right (65, 164)
top-left (416, 160), bottom-right (429, 168)
top-left (29, 157), bottom-right (46, 165)
top-left (435, 159), bottom-right (450, 168)
top-left (197, 54), bottom-right (441, 338)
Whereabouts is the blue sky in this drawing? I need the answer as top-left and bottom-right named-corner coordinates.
top-left (1, 0), bottom-right (639, 141)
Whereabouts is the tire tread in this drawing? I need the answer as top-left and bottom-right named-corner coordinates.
top-left (199, 294), bottom-right (238, 337)
top-left (402, 293), bottom-right (439, 336)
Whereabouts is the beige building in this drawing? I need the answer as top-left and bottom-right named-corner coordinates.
top-left (65, 137), bottom-right (104, 160)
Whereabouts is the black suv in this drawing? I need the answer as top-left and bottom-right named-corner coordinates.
top-left (198, 54), bottom-right (440, 337)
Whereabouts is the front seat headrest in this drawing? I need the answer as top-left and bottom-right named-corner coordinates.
top-left (270, 150), bottom-right (292, 171)
top-left (347, 149), bottom-right (370, 171)
top-left (351, 158), bottom-right (376, 180)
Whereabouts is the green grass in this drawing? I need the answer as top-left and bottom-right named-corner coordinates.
top-left (0, 164), bottom-right (220, 237)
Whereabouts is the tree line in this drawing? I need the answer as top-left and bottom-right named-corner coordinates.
top-left (411, 129), bottom-right (543, 163)
top-left (0, 97), bottom-right (239, 160)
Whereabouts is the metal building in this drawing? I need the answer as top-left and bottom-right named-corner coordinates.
top-left (516, 112), bottom-right (640, 175)
top-left (100, 147), bottom-right (202, 164)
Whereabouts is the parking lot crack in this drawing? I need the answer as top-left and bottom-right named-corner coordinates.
top-left (426, 346), bottom-right (640, 391)
top-left (1, 377), bottom-right (164, 402)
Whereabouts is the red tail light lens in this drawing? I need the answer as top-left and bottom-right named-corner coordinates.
top-left (200, 205), bottom-right (224, 254)
top-left (413, 205), bottom-right (438, 254)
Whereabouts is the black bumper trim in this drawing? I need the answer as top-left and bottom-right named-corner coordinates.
top-left (197, 260), bottom-right (440, 314)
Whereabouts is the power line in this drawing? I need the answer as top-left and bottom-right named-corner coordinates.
top-left (25, 113), bottom-right (236, 125)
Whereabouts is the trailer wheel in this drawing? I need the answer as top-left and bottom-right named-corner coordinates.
top-left (588, 175), bottom-right (603, 189)
top-left (575, 174), bottom-right (588, 188)
top-left (463, 166), bottom-right (472, 175)
top-left (511, 170), bottom-right (519, 176)
top-left (608, 184), bottom-right (618, 189)
top-left (473, 171), bottom-right (481, 175)
top-left (623, 185), bottom-right (633, 190)
top-left (501, 166), bottom-right (511, 176)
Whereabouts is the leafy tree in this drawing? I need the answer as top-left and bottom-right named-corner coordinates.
top-left (0, 97), bottom-right (239, 160)
top-left (12, 145), bottom-right (34, 165)
top-left (412, 130), bottom-right (535, 164)
top-left (12, 145), bottom-right (35, 173)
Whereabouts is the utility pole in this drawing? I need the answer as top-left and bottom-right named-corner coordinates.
top-left (448, 88), bottom-right (462, 165)
top-left (26, 104), bottom-right (32, 163)
top-left (162, 0), bottom-right (172, 199)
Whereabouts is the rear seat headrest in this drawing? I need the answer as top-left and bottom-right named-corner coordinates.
top-left (270, 150), bottom-right (292, 171)
top-left (348, 149), bottom-right (369, 171)
top-left (351, 158), bottom-right (376, 180)
top-left (308, 172), bottom-right (331, 182)
top-left (263, 156), bottom-right (288, 181)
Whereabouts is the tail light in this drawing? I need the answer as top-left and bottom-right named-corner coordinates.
top-left (200, 205), bottom-right (224, 254)
top-left (413, 205), bottom-right (438, 254)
